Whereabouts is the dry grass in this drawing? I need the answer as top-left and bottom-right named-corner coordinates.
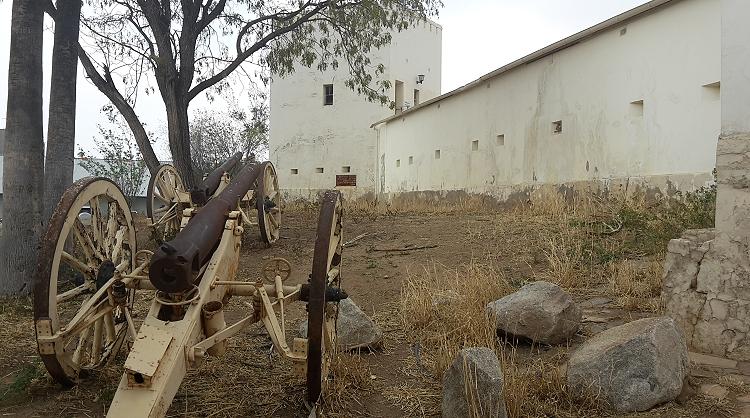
top-left (400, 261), bottom-right (513, 377)
top-left (608, 259), bottom-right (664, 312)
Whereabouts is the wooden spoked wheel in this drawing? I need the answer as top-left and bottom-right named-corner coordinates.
top-left (34, 177), bottom-right (137, 386)
top-left (256, 162), bottom-right (281, 244)
top-left (147, 164), bottom-right (188, 241)
top-left (306, 190), bottom-right (344, 404)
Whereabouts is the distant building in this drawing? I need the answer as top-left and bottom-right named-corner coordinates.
top-left (272, 0), bottom-right (725, 202)
top-left (373, 0), bottom-right (720, 200)
top-left (0, 155), bottom-right (151, 217)
top-left (269, 21), bottom-right (442, 199)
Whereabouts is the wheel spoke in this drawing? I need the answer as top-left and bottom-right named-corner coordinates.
top-left (61, 251), bottom-right (93, 277)
top-left (56, 282), bottom-right (93, 304)
top-left (91, 318), bottom-right (104, 364)
top-left (72, 326), bottom-right (91, 365)
top-left (73, 218), bottom-right (103, 262)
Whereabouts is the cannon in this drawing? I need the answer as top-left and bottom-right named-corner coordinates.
top-left (34, 159), bottom-right (345, 417)
top-left (146, 154), bottom-right (280, 244)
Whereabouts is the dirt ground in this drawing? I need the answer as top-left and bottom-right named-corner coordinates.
top-left (1, 205), bottom-right (748, 417)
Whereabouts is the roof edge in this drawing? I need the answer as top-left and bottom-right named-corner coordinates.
top-left (372, 0), bottom-right (679, 128)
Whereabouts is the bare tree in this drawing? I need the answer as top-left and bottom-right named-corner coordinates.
top-left (44, 0), bottom-right (83, 221)
top-left (0, 0), bottom-right (46, 295)
top-left (74, 0), bottom-right (442, 187)
top-left (190, 104), bottom-right (268, 181)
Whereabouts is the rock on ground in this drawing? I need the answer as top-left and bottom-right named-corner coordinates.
top-left (486, 281), bottom-right (581, 344)
top-left (300, 298), bottom-right (383, 350)
top-left (442, 347), bottom-right (507, 418)
top-left (566, 316), bottom-right (689, 412)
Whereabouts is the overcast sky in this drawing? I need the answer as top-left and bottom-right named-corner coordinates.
top-left (0, 0), bottom-right (650, 158)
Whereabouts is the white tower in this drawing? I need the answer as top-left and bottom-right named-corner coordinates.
top-left (269, 21), bottom-right (442, 199)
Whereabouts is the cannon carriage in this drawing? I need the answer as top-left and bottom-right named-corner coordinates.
top-left (33, 156), bottom-right (345, 416)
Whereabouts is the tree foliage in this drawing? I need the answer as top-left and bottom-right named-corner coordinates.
top-left (189, 104), bottom-right (268, 181)
top-left (72, 0), bottom-right (442, 184)
top-left (78, 112), bottom-right (148, 204)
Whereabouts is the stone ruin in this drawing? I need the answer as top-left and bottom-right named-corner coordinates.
top-left (662, 2), bottom-right (750, 361)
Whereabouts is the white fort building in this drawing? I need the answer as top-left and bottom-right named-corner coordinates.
top-left (269, 0), bottom-right (724, 201)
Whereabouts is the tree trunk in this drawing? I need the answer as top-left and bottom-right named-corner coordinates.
top-left (44, 0), bottom-right (82, 222)
top-left (165, 94), bottom-right (195, 188)
top-left (0, 0), bottom-right (45, 295)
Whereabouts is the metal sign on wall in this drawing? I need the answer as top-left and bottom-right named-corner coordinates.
top-left (335, 175), bottom-right (357, 187)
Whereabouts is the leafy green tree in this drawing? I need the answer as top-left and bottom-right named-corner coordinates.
top-left (74, 0), bottom-right (442, 186)
top-left (79, 113), bottom-right (148, 206)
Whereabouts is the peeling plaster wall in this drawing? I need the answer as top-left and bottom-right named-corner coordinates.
top-left (375, 0), bottom-right (720, 198)
top-left (662, 0), bottom-right (750, 359)
top-left (268, 21), bottom-right (442, 199)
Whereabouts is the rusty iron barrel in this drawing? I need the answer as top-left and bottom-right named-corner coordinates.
top-left (149, 161), bottom-right (264, 293)
top-left (190, 151), bottom-right (244, 205)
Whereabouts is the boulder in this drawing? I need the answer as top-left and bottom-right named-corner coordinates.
top-left (300, 298), bottom-right (383, 350)
top-left (486, 281), bottom-right (581, 344)
top-left (442, 347), bottom-right (507, 418)
top-left (566, 316), bottom-right (689, 412)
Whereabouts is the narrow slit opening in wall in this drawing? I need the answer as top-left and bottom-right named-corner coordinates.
top-left (408, 156), bottom-right (413, 165)
top-left (396, 159), bottom-right (401, 168)
top-left (315, 167), bottom-right (324, 173)
top-left (630, 100), bottom-right (644, 116)
top-left (471, 140), bottom-right (479, 151)
top-left (552, 120), bottom-right (563, 134)
top-left (496, 134), bottom-right (505, 146)
top-left (434, 150), bottom-right (441, 160)
top-left (290, 168), bottom-right (298, 175)
top-left (341, 166), bottom-right (351, 173)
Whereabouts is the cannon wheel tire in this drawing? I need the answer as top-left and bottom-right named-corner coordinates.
top-left (306, 190), bottom-right (343, 404)
top-left (147, 164), bottom-right (187, 241)
top-left (34, 177), bottom-right (137, 386)
top-left (256, 162), bottom-right (281, 244)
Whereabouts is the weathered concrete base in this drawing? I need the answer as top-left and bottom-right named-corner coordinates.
top-left (663, 134), bottom-right (750, 360)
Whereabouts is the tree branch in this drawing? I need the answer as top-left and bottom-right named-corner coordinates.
top-left (77, 45), bottom-right (162, 174)
top-left (188, 1), bottom-right (330, 102)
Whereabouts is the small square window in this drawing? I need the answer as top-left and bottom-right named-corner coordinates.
top-left (290, 168), bottom-right (298, 175)
top-left (552, 120), bottom-right (563, 134)
top-left (496, 134), bottom-right (505, 146)
top-left (434, 150), bottom-right (441, 160)
top-left (341, 166), bottom-right (351, 173)
top-left (620, 27), bottom-right (627, 36)
top-left (471, 140), bottom-right (479, 151)
top-left (396, 159), bottom-right (401, 167)
top-left (323, 84), bottom-right (334, 106)
top-left (408, 156), bottom-right (414, 165)
top-left (315, 167), bottom-right (324, 173)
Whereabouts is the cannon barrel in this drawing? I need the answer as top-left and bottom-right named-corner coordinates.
top-left (190, 151), bottom-right (244, 205)
top-left (149, 161), bottom-right (264, 293)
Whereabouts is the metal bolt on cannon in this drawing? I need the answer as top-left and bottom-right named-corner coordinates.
top-left (33, 154), bottom-right (347, 417)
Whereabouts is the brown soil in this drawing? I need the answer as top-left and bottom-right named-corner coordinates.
top-left (0, 209), bottom-right (745, 417)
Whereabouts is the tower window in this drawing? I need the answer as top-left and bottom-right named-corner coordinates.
top-left (315, 167), bottom-right (324, 173)
top-left (413, 89), bottom-right (420, 106)
top-left (341, 166), bottom-right (351, 173)
top-left (409, 156), bottom-right (414, 165)
top-left (291, 168), bottom-right (298, 175)
top-left (434, 150), bottom-right (441, 160)
top-left (323, 84), bottom-right (334, 105)
top-left (471, 140), bottom-right (479, 151)
top-left (396, 159), bottom-right (401, 167)
top-left (496, 134), bottom-right (505, 146)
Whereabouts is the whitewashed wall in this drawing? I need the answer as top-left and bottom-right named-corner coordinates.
top-left (375, 0), bottom-right (721, 199)
top-left (269, 21), bottom-right (442, 199)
